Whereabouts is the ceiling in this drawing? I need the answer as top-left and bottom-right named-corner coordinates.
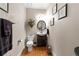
top-left (25, 3), bottom-right (50, 10)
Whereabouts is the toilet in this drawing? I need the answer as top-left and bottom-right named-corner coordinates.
top-left (26, 36), bottom-right (33, 52)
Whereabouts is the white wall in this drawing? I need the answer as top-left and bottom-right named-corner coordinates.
top-left (25, 8), bottom-right (46, 35)
top-left (0, 3), bottom-right (26, 56)
top-left (47, 3), bottom-right (79, 56)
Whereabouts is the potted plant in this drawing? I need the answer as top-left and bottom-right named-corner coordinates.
top-left (28, 19), bottom-right (35, 27)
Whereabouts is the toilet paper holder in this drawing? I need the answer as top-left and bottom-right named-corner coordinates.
top-left (17, 40), bottom-right (22, 45)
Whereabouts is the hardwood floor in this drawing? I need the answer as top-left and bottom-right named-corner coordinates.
top-left (21, 47), bottom-right (48, 56)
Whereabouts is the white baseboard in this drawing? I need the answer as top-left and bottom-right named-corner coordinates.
top-left (53, 51), bottom-right (56, 56)
top-left (17, 48), bottom-right (24, 56)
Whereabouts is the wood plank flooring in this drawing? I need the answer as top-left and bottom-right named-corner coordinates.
top-left (21, 47), bottom-right (48, 56)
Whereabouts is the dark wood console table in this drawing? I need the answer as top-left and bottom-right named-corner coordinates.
top-left (37, 34), bottom-right (47, 47)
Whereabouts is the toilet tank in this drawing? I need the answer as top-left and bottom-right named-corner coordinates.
top-left (27, 35), bottom-right (34, 41)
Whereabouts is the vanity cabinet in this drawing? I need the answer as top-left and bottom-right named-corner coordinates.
top-left (37, 35), bottom-right (47, 47)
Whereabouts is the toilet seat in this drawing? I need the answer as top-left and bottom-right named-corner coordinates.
top-left (26, 41), bottom-right (33, 52)
top-left (27, 41), bottom-right (33, 45)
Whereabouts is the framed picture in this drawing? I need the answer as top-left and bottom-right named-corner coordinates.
top-left (50, 18), bottom-right (54, 26)
top-left (0, 3), bottom-right (9, 13)
top-left (58, 4), bottom-right (67, 20)
top-left (52, 3), bottom-right (57, 15)
top-left (57, 3), bottom-right (66, 11)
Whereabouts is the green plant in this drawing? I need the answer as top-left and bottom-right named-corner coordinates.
top-left (28, 19), bottom-right (35, 27)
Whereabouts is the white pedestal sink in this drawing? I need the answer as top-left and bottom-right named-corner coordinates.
top-left (37, 29), bottom-right (47, 36)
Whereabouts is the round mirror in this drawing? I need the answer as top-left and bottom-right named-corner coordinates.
top-left (37, 20), bottom-right (46, 31)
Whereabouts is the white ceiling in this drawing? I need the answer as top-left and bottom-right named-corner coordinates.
top-left (25, 3), bottom-right (50, 9)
